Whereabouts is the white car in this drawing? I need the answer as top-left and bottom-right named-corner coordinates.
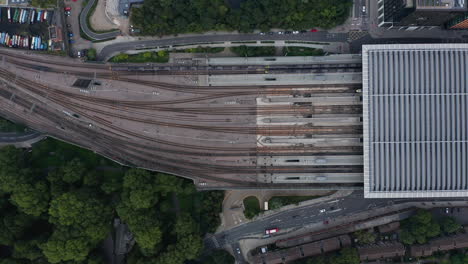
top-left (292, 31), bottom-right (299, 34)
top-left (277, 31), bottom-right (284, 35)
top-left (362, 6), bottom-right (366, 13)
top-left (236, 248), bottom-right (241, 254)
top-left (319, 209), bottom-right (326, 213)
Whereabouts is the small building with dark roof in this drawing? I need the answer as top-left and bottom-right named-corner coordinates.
top-left (358, 242), bottom-right (406, 261)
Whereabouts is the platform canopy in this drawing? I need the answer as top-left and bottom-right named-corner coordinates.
top-left (362, 44), bottom-right (468, 198)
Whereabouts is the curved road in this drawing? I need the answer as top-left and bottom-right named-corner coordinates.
top-left (97, 32), bottom-right (348, 60)
top-left (79, 0), bottom-right (120, 41)
top-left (0, 131), bottom-right (42, 143)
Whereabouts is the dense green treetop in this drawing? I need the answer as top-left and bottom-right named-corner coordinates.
top-left (131, 0), bottom-right (351, 35)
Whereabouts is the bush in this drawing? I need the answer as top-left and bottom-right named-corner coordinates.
top-left (230, 46), bottom-right (276, 57)
top-left (86, 48), bottom-right (97, 61)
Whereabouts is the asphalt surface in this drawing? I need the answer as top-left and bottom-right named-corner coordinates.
top-left (0, 131), bottom-right (41, 143)
top-left (97, 32), bottom-right (348, 60)
top-left (79, 0), bottom-right (120, 41)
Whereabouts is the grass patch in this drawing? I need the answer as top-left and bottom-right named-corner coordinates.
top-left (283, 47), bottom-right (325, 56)
top-left (230, 46), bottom-right (275, 57)
top-left (0, 117), bottom-right (28, 133)
top-left (231, 41), bottom-right (257, 44)
top-left (268, 196), bottom-right (322, 210)
top-left (29, 138), bottom-right (120, 170)
top-left (110, 50), bottom-right (169, 63)
top-left (260, 41), bottom-right (275, 44)
top-left (243, 196), bottom-right (261, 219)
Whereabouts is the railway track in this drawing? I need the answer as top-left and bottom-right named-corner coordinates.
top-left (0, 52), bottom-right (366, 186)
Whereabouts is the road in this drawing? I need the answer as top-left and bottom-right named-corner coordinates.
top-left (0, 131), bottom-right (41, 143)
top-left (97, 32), bottom-right (348, 60)
top-left (79, 0), bottom-right (120, 41)
top-left (212, 191), bottom-right (468, 263)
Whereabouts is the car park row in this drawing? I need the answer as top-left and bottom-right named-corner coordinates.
top-left (4, 7), bottom-right (50, 24)
top-left (0, 33), bottom-right (48, 50)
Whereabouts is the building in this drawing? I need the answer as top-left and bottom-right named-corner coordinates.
top-left (410, 232), bottom-right (468, 257)
top-left (362, 44), bottom-right (468, 198)
top-left (447, 13), bottom-right (468, 28)
top-left (358, 242), bottom-right (406, 261)
top-left (118, 0), bottom-right (144, 15)
top-left (378, 0), bottom-right (467, 29)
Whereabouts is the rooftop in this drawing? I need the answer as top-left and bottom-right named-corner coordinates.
top-left (363, 44), bottom-right (468, 198)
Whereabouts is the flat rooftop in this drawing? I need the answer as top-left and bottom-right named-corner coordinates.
top-left (416, 0), bottom-right (466, 9)
top-left (363, 44), bottom-right (468, 198)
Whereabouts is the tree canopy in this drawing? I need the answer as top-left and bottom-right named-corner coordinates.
top-left (131, 0), bottom-right (352, 35)
top-left (0, 140), bottom-right (224, 264)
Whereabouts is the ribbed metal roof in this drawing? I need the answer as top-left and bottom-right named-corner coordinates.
top-left (363, 44), bottom-right (468, 198)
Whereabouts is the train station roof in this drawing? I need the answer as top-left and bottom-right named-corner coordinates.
top-left (362, 44), bottom-right (468, 198)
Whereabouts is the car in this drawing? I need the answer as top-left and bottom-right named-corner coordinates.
top-left (277, 31), bottom-right (284, 35)
top-left (66, 24), bottom-right (71, 27)
top-left (64, 6), bottom-right (71, 11)
top-left (310, 28), bottom-right (318, 32)
top-left (362, 6), bottom-right (366, 13)
top-left (300, 30), bottom-right (307, 33)
top-left (268, 32), bottom-right (274, 35)
top-left (65, 11), bottom-right (71, 16)
top-left (77, 51), bottom-right (82, 57)
top-left (323, 220), bottom-right (329, 224)
top-left (236, 248), bottom-right (241, 254)
top-left (319, 209), bottom-right (326, 213)
top-left (285, 31), bottom-right (292, 34)
top-left (265, 228), bottom-right (279, 235)
top-left (259, 32), bottom-right (266, 35)
top-left (69, 39), bottom-right (75, 44)
top-left (68, 32), bottom-right (73, 37)
top-left (292, 31), bottom-right (299, 34)
top-left (446, 208), bottom-right (450, 214)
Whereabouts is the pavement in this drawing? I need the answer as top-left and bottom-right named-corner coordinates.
top-left (89, 0), bottom-right (119, 31)
top-left (79, 0), bottom-right (120, 40)
top-left (0, 131), bottom-right (44, 147)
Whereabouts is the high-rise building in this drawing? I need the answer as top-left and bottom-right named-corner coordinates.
top-left (378, 0), bottom-right (467, 29)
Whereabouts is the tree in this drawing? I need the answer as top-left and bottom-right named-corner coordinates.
top-left (10, 181), bottom-right (50, 216)
top-left (13, 239), bottom-right (44, 261)
top-left (330, 247), bottom-right (360, 264)
top-left (61, 159), bottom-right (87, 184)
top-left (440, 217), bottom-right (461, 234)
top-left (400, 229), bottom-right (415, 245)
top-left (353, 229), bottom-right (376, 245)
top-left (116, 203), bottom-right (162, 253)
top-left (48, 191), bottom-right (112, 242)
top-left (400, 209), bottom-right (441, 245)
top-left (40, 230), bottom-right (92, 263)
top-left (200, 250), bottom-right (235, 264)
top-left (86, 48), bottom-right (97, 61)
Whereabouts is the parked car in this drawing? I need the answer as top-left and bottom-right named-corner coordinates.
top-left (69, 39), bottom-right (75, 44)
top-left (66, 23), bottom-right (71, 27)
top-left (64, 6), bottom-right (71, 11)
top-left (285, 31), bottom-right (292, 34)
top-left (65, 11), bottom-right (71, 16)
top-left (310, 28), bottom-right (318, 32)
top-left (292, 31), bottom-right (299, 34)
top-left (319, 209), bottom-right (326, 213)
top-left (277, 31), bottom-right (284, 35)
top-left (68, 32), bottom-right (73, 37)
top-left (259, 32), bottom-right (266, 35)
